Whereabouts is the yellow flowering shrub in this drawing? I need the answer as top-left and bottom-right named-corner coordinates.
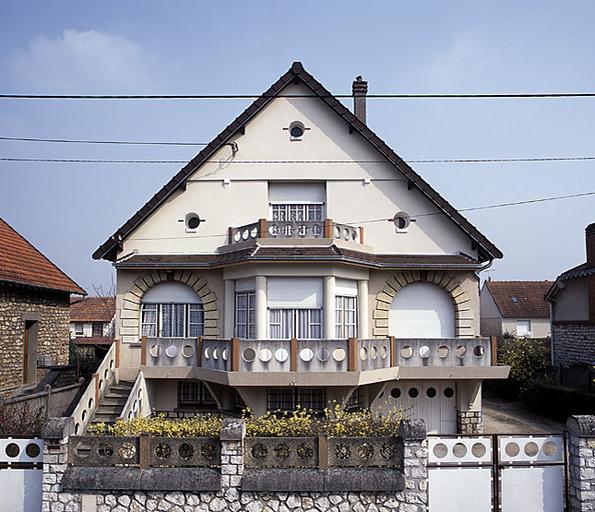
top-left (100, 413), bottom-right (222, 437)
top-left (90, 405), bottom-right (402, 438)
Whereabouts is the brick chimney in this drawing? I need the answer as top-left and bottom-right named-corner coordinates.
top-left (352, 75), bottom-right (368, 124)
top-left (587, 223), bottom-right (595, 265)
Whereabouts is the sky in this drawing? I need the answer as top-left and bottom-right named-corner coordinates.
top-left (1, 1), bottom-right (594, 294)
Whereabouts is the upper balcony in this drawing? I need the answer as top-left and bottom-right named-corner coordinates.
top-left (137, 336), bottom-right (509, 386)
top-left (226, 219), bottom-right (364, 247)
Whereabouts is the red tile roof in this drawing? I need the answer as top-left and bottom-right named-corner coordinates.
top-left (485, 280), bottom-right (552, 319)
top-left (70, 296), bottom-right (115, 322)
top-left (0, 218), bottom-right (85, 295)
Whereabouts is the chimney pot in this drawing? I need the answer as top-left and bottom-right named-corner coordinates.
top-left (352, 75), bottom-right (368, 124)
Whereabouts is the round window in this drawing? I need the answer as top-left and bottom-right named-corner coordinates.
top-left (185, 213), bottom-right (201, 230)
top-left (289, 121), bottom-right (305, 139)
top-left (390, 387), bottom-right (401, 399)
top-left (393, 212), bottom-right (410, 231)
top-left (408, 387), bottom-right (419, 398)
top-left (444, 387), bottom-right (455, 398)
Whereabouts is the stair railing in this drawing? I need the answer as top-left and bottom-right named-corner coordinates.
top-left (70, 342), bottom-right (117, 434)
top-left (117, 371), bottom-right (151, 422)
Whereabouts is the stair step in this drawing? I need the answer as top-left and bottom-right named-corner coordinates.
top-left (92, 413), bottom-right (120, 422)
top-left (100, 397), bottom-right (128, 406)
top-left (96, 405), bottom-right (124, 414)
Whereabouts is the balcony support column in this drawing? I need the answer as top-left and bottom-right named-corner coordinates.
top-left (358, 279), bottom-right (369, 338)
top-left (324, 276), bottom-right (336, 339)
top-left (224, 279), bottom-right (235, 338)
top-left (255, 275), bottom-right (268, 339)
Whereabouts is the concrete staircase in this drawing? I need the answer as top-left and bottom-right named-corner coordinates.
top-left (90, 380), bottom-right (134, 425)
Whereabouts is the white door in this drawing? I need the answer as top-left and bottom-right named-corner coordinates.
top-left (375, 380), bottom-right (457, 434)
top-left (389, 282), bottom-right (455, 338)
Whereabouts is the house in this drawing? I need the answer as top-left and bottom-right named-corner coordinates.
top-left (91, 62), bottom-right (509, 434)
top-left (70, 296), bottom-right (115, 345)
top-left (546, 223), bottom-right (595, 369)
top-left (0, 217), bottom-right (85, 397)
top-left (480, 280), bottom-right (552, 338)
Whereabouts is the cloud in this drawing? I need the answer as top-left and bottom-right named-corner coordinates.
top-left (7, 30), bottom-right (159, 92)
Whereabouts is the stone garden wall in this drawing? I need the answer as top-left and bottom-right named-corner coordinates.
top-left (41, 418), bottom-right (428, 512)
top-left (0, 285), bottom-right (70, 396)
top-left (552, 322), bottom-right (595, 368)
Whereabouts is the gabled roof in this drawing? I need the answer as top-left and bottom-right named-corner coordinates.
top-left (484, 280), bottom-right (552, 319)
top-left (545, 261), bottom-right (595, 301)
top-left (93, 62), bottom-right (503, 262)
top-left (70, 296), bottom-right (115, 322)
top-left (0, 217), bottom-right (85, 295)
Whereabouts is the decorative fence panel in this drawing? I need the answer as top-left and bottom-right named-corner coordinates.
top-left (68, 435), bottom-right (221, 468)
top-left (0, 437), bottom-right (43, 512)
top-left (428, 434), bottom-right (567, 512)
top-left (244, 437), bottom-right (319, 469)
top-left (327, 437), bottom-right (402, 468)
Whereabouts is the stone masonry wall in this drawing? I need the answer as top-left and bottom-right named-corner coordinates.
top-left (567, 415), bottom-right (595, 512)
top-left (552, 323), bottom-right (595, 368)
top-left (42, 418), bottom-right (428, 512)
top-left (0, 286), bottom-right (70, 396)
top-left (457, 410), bottom-right (483, 435)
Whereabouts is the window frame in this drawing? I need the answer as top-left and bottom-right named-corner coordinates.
top-left (178, 381), bottom-right (216, 408)
top-left (335, 295), bottom-right (357, 338)
top-left (74, 322), bottom-right (84, 336)
top-left (140, 302), bottom-right (204, 338)
top-left (266, 387), bottom-right (326, 413)
top-left (268, 308), bottom-right (323, 339)
top-left (270, 202), bottom-right (325, 222)
top-left (234, 291), bottom-right (256, 339)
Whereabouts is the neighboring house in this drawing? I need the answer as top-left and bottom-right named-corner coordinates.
top-left (70, 296), bottom-right (115, 346)
top-left (546, 223), bottom-right (595, 368)
top-left (91, 62), bottom-right (509, 434)
top-left (0, 217), bottom-right (85, 397)
top-left (480, 280), bottom-right (552, 338)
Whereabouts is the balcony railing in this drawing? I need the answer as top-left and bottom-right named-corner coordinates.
top-left (228, 219), bottom-right (363, 245)
top-left (142, 336), bottom-right (495, 372)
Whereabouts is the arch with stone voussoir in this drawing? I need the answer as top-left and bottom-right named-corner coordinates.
top-left (372, 270), bottom-right (473, 338)
top-left (120, 270), bottom-right (219, 343)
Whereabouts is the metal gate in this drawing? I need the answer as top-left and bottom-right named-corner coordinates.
top-left (0, 437), bottom-right (44, 512)
top-left (428, 433), bottom-right (567, 512)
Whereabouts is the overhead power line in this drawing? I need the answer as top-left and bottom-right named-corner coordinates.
top-left (2, 156), bottom-right (595, 165)
top-left (1, 92), bottom-right (595, 100)
top-left (127, 191), bottom-right (595, 242)
top-left (0, 136), bottom-right (209, 146)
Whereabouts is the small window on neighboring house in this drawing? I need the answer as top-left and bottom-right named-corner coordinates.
top-left (517, 320), bottom-right (531, 337)
top-left (74, 323), bottom-right (84, 336)
top-left (92, 322), bottom-right (103, 337)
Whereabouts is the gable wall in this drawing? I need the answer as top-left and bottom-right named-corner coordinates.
top-left (120, 83), bottom-right (478, 258)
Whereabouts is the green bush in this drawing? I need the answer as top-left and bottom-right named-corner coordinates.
top-left (488, 337), bottom-right (551, 399)
top-left (523, 383), bottom-right (595, 422)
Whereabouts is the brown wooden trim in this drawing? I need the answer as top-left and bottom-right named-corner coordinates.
top-left (196, 337), bottom-right (203, 367)
top-left (290, 338), bottom-right (298, 372)
top-left (231, 338), bottom-right (241, 371)
top-left (141, 336), bottom-right (148, 366)
top-left (359, 226), bottom-right (365, 245)
top-left (389, 336), bottom-right (396, 367)
top-left (348, 337), bottom-right (358, 372)
top-left (318, 435), bottom-right (328, 470)
top-left (324, 219), bottom-right (333, 239)
top-left (490, 336), bottom-right (498, 366)
top-left (258, 218), bottom-right (267, 238)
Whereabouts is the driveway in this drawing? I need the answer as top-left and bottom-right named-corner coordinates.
top-left (483, 397), bottom-right (565, 434)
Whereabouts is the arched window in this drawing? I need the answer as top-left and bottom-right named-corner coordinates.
top-left (140, 282), bottom-right (204, 338)
top-left (389, 282), bottom-right (455, 338)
